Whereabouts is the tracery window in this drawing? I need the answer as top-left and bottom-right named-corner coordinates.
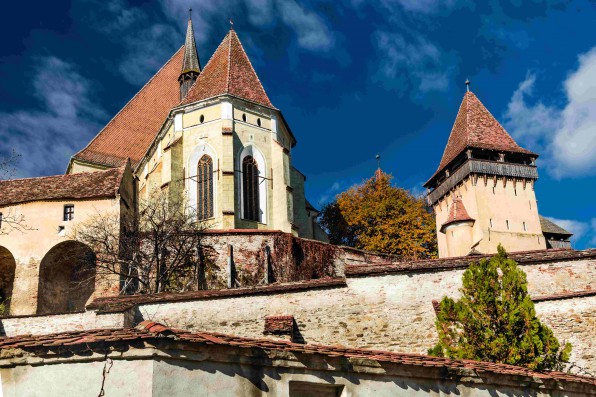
top-left (242, 155), bottom-right (260, 222)
top-left (197, 155), bottom-right (214, 219)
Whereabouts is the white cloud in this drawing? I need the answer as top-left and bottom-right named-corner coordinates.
top-left (374, 31), bottom-right (455, 93)
top-left (160, 0), bottom-right (332, 50)
top-left (504, 47), bottom-right (596, 178)
top-left (91, 0), bottom-right (334, 84)
top-left (276, 0), bottom-right (333, 51)
top-left (0, 57), bottom-right (104, 177)
top-left (545, 217), bottom-right (588, 243)
top-left (317, 182), bottom-right (343, 205)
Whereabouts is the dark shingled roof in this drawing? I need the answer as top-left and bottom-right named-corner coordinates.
top-left (181, 29), bottom-right (274, 108)
top-left (0, 167), bottom-right (125, 207)
top-left (1, 321), bottom-right (594, 388)
top-left (181, 17), bottom-right (201, 74)
top-left (430, 91), bottom-right (536, 182)
top-left (539, 215), bottom-right (573, 237)
top-left (71, 47), bottom-right (185, 169)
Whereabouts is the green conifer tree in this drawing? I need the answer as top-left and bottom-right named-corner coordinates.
top-left (429, 245), bottom-right (572, 371)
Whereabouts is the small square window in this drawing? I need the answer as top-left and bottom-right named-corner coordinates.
top-left (63, 205), bottom-right (74, 221)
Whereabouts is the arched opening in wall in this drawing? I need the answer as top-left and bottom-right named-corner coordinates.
top-left (197, 154), bottom-right (214, 219)
top-left (37, 241), bottom-right (96, 315)
top-left (242, 155), bottom-right (260, 222)
top-left (0, 246), bottom-right (16, 316)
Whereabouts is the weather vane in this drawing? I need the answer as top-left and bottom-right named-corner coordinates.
top-left (229, 18), bottom-right (234, 28)
top-left (465, 78), bottom-right (470, 92)
top-left (189, 8), bottom-right (192, 20)
top-left (376, 154), bottom-right (381, 169)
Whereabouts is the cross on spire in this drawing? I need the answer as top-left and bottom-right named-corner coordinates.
top-left (465, 78), bottom-right (470, 92)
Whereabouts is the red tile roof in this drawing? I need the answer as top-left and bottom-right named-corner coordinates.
top-left (71, 47), bottom-right (185, 169)
top-left (431, 91), bottom-right (536, 181)
top-left (88, 278), bottom-right (346, 313)
top-left (0, 166), bottom-right (125, 207)
top-left (1, 321), bottom-right (594, 388)
top-left (346, 248), bottom-right (596, 277)
top-left (181, 29), bottom-right (274, 108)
top-left (440, 197), bottom-right (474, 232)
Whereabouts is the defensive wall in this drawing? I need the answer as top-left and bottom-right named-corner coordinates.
top-left (1, 235), bottom-right (594, 375)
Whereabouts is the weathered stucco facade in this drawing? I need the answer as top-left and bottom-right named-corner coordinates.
top-left (1, 320), bottom-right (594, 397)
top-left (0, 165), bottom-right (134, 316)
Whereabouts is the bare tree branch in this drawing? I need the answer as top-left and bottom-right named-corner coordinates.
top-left (72, 191), bottom-right (210, 295)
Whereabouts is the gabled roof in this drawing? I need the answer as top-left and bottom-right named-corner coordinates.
top-left (0, 166), bottom-right (126, 207)
top-left (181, 29), bottom-right (274, 108)
top-left (70, 47), bottom-right (185, 169)
top-left (539, 215), bottom-right (573, 237)
top-left (440, 197), bottom-right (474, 232)
top-left (432, 91), bottom-right (536, 181)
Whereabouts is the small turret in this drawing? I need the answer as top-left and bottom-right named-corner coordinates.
top-left (179, 9), bottom-right (201, 100)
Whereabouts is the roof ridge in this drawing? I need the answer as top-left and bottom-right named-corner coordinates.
top-left (179, 31), bottom-right (232, 105)
top-left (72, 46), bottom-right (184, 166)
top-left (230, 30), bottom-right (272, 108)
top-left (0, 167), bottom-right (119, 184)
top-left (226, 30), bottom-right (232, 94)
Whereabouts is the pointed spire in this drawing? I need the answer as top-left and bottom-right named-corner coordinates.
top-left (181, 29), bottom-right (273, 108)
top-left (427, 90), bottom-right (536, 183)
top-left (179, 9), bottom-right (201, 100)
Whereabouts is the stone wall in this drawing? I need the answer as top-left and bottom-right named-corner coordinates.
top-left (131, 257), bottom-right (596, 374)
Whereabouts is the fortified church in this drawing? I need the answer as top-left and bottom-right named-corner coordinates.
top-left (0, 14), bottom-right (594, 397)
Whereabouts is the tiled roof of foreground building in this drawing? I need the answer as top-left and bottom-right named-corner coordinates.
top-left (430, 91), bottom-right (536, 182)
top-left (0, 166), bottom-right (125, 207)
top-left (181, 29), bottom-right (274, 108)
top-left (0, 320), bottom-right (594, 387)
top-left (71, 47), bottom-right (184, 169)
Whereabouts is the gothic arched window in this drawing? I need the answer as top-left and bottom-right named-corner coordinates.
top-left (242, 155), bottom-right (260, 222)
top-left (197, 155), bottom-right (214, 219)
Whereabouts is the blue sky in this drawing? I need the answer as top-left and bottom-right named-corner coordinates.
top-left (0, 0), bottom-right (595, 248)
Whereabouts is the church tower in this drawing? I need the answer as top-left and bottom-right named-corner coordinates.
top-left (179, 9), bottom-right (201, 100)
top-left (424, 87), bottom-right (546, 257)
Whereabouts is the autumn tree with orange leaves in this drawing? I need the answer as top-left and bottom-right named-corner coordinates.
top-left (319, 170), bottom-right (437, 259)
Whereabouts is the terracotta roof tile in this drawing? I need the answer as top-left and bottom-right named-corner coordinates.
top-left (432, 92), bottom-right (536, 181)
top-left (72, 47), bottom-right (185, 169)
top-left (346, 248), bottom-right (596, 277)
top-left (0, 166), bottom-right (125, 207)
top-left (1, 323), bottom-right (594, 387)
top-left (181, 29), bottom-right (273, 108)
top-left (440, 197), bottom-right (474, 232)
